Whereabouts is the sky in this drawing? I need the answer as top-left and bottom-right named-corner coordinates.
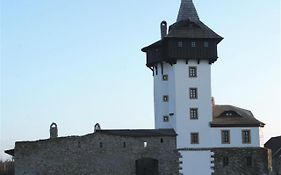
top-left (0, 0), bottom-right (280, 160)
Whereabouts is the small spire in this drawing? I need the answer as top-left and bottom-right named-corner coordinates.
top-left (177, 0), bottom-right (199, 22)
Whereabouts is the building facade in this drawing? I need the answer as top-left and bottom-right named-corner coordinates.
top-left (142, 0), bottom-right (269, 174)
top-left (9, 127), bottom-right (179, 175)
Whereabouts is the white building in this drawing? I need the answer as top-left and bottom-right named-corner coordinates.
top-left (142, 0), bottom-right (265, 174)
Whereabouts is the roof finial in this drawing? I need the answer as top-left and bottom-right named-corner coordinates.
top-left (177, 0), bottom-right (200, 22)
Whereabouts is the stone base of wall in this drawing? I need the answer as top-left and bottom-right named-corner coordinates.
top-left (212, 147), bottom-right (272, 175)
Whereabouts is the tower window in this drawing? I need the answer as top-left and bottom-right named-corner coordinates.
top-left (191, 133), bottom-right (199, 144)
top-left (99, 142), bottom-right (103, 148)
top-left (221, 130), bottom-right (230, 144)
top-left (162, 74), bottom-right (168, 81)
top-left (242, 130), bottom-right (251, 144)
top-left (163, 116), bottom-right (169, 122)
top-left (189, 66), bottom-right (197, 77)
top-left (223, 157), bottom-right (229, 167)
top-left (163, 95), bottom-right (169, 102)
top-left (144, 141), bottom-right (148, 148)
top-left (204, 41), bottom-right (209, 47)
top-left (189, 88), bottom-right (198, 99)
top-left (177, 41), bottom-right (183, 47)
top-left (191, 41), bottom-right (196, 47)
top-left (190, 108), bottom-right (198, 119)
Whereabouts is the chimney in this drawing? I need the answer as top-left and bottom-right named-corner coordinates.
top-left (50, 123), bottom-right (58, 139)
top-left (160, 21), bottom-right (167, 39)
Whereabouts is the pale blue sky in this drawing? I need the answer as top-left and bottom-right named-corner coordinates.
top-left (0, 0), bottom-right (280, 159)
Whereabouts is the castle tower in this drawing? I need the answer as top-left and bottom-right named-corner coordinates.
top-left (142, 0), bottom-right (223, 174)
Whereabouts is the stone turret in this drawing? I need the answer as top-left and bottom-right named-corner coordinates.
top-left (49, 123), bottom-right (58, 139)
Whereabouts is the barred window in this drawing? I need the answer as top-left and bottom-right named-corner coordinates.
top-left (190, 108), bottom-right (198, 119)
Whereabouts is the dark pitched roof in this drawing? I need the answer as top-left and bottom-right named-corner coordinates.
top-left (265, 136), bottom-right (281, 157)
top-left (177, 0), bottom-right (199, 22)
top-left (96, 129), bottom-right (176, 137)
top-left (167, 20), bottom-right (223, 40)
top-left (211, 105), bottom-right (265, 127)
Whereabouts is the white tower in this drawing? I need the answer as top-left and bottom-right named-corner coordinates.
top-left (142, 0), bottom-right (223, 174)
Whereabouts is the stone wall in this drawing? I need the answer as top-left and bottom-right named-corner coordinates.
top-left (212, 148), bottom-right (271, 175)
top-left (14, 132), bottom-right (179, 175)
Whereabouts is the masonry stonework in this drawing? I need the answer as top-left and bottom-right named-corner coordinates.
top-left (213, 148), bottom-right (271, 175)
top-left (14, 130), bottom-right (179, 175)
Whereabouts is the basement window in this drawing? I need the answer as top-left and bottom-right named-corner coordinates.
top-left (246, 156), bottom-right (252, 166)
top-left (223, 157), bottom-right (229, 167)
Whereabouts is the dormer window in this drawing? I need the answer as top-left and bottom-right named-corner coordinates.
top-left (226, 112), bottom-right (233, 116)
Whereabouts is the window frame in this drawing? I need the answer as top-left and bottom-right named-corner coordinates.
top-left (191, 41), bottom-right (196, 48)
top-left (191, 132), bottom-right (199, 144)
top-left (162, 95), bottom-right (169, 102)
top-left (204, 41), bottom-right (209, 48)
top-left (189, 66), bottom-right (197, 78)
top-left (190, 108), bottom-right (199, 120)
top-left (189, 88), bottom-right (198, 99)
top-left (163, 116), bottom-right (169, 122)
top-left (162, 74), bottom-right (168, 81)
top-left (242, 130), bottom-right (251, 144)
top-left (221, 130), bottom-right (230, 144)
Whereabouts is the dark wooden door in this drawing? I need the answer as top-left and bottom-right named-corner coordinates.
top-left (136, 158), bottom-right (159, 175)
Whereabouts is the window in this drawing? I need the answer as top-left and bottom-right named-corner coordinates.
top-left (242, 130), bottom-right (251, 144)
top-left (144, 141), bottom-right (148, 148)
top-left (189, 66), bottom-right (197, 77)
top-left (163, 116), bottom-right (169, 122)
top-left (191, 133), bottom-right (199, 144)
top-left (204, 41), bottom-right (209, 47)
top-left (178, 41), bottom-right (183, 48)
top-left (99, 142), bottom-right (103, 148)
top-left (189, 88), bottom-right (198, 99)
top-left (191, 41), bottom-right (196, 47)
top-left (223, 157), bottom-right (229, 167)
top-left (246, 156), bottom-right (252, 166)
top-left (190, 108), bottom-right (198, 119)
top-left (123, 142), bottom-right (126, 148)
top-left (163, 95), bottom-right (169, 102)
top-left (221, 130), bottom-right (230, 144)
top-left (162, 74), bottom-right (168, 81)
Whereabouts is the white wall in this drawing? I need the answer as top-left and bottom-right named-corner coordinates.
top-left (211, 127), bottom-right (261, 147)
top-left (180, 150), bottom-right (213, 175)
top-left (153, 60), bottom-right (213, 148)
